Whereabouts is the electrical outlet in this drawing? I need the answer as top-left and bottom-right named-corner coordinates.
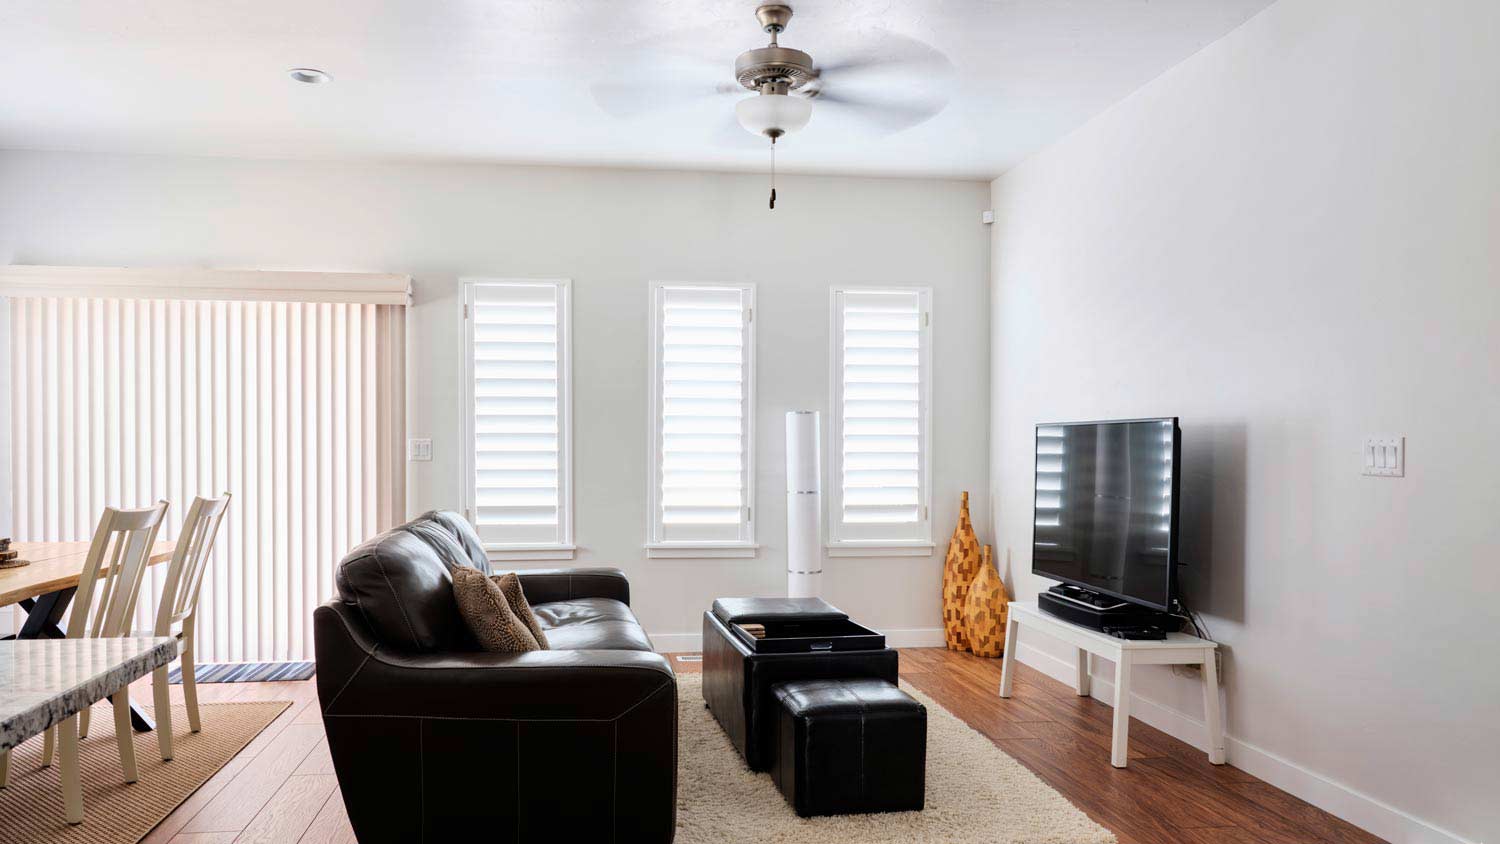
top-left (407, 438), bottom-right (433, 462)
top-left (1362, 436), bottom-right (1404, 477)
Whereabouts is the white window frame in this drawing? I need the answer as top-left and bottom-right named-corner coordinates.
top-left (461, 278), bottom-right (575, 561)
top-left (646, 281), bottom-right (758, 559)
top-left (827, 286), bottom-right (935, 557)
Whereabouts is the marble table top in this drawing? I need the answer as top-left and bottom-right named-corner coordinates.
top-left (0, 637), bottom-right (177, 751)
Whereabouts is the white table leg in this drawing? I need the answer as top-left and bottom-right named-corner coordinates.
top-left (998, 613), bottom-right (1020, 698)
top-left (1202, 648), bottom-right (1226, 764)
top-left (113, 689), bottom-right (139, 783)
top-left (1076, 648), bottom-right (1091, 697)
top-left (59, 715), bottom-right (83, 824)
top-left (1111, 655), bottom-right (1132, 768)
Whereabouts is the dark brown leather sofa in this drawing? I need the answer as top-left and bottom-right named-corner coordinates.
top-left (313, 512), bottom-right (678, 843)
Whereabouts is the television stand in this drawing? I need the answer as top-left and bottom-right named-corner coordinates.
top-left (1000, 600), bottom-right (1225, 768)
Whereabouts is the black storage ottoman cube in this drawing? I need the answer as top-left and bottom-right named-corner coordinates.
top-left (770, 678), bottom-right (927, 817)
top-left (702, 597), bottom-right (899, 771)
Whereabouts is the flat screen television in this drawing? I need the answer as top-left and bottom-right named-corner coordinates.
top-left (1032, 418), bottom-right (1181, 611)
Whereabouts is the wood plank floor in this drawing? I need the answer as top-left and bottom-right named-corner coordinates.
top-left (129, 648), bottom-right (1386, 844)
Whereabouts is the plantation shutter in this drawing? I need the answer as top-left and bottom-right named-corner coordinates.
top-left (650, 283), bottom-right (755, 549)
top-left (1033, 426), bottom-right (1066, 542)
top-left (467, 281), bottom-right (570, 547)
top-left (831, 288), bottom-right (932, 545)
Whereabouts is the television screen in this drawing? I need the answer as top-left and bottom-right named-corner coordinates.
top-left (1032, 418), bottom-right (1179, 610)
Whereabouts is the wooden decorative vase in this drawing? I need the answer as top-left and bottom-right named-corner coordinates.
top-left (964, 545), bottom-right (1010, 659)
top-left (941, 491), bottom-right (982, 651)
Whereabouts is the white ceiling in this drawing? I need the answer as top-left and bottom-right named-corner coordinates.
top-left (0, 0), bottom-right (1273, 180)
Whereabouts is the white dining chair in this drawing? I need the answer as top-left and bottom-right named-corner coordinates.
top-left (149, 493), bottom-right (231, 762)
top-left (7, 501), bottom-right (170, 823)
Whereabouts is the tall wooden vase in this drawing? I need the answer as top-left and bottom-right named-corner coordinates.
top-left (964, 545), bottom-right (1011, 659)
top-left (941, 492), bottom-right (982, 651)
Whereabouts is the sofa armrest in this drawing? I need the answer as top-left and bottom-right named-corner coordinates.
top-left (509, 566), bottom-right (630, 606)
top-left (314, 600), bottom-right (670, 720)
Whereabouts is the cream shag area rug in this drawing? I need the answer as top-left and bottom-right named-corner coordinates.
top-left (0, 701), bottom-right (289, 844)
top-left (676, 674), bottom-right (1116, 844)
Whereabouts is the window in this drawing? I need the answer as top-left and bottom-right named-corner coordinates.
top-left (647, 283), bottom-right (756, 557)
top-left (828, 287), bottom-right (933, 555)
top-left (462, 279), bottom-right (573, 559)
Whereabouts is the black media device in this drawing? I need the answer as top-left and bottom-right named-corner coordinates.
top-left (1032, 418), bottom-right (1182, 632)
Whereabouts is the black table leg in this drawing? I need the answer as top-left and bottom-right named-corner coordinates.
top-left (17, 590), bottom-right (73, 639)
top-left (15, 587), bottom-right (158, 733)
top-left (107, 692), bottom-right (157, 731)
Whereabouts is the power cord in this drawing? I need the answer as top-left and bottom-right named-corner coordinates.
top-left (1168, 597), bottom-right (1223, 679)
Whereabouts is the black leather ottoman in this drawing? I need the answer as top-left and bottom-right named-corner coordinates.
top-left (702, 598), bottom-right (899, 771)
top-left (771, 678), bottom-right (927, 817)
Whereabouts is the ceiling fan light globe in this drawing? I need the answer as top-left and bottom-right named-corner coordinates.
top-left (736, 92), bottom-right (812, 139)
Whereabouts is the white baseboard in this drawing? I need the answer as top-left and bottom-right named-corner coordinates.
top-left (1015, 643), bottom-right (1477, 844)
top-left (650, 626), bottom-right (944, 655)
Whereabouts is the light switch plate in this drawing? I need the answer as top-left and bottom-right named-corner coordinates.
top-left (407, 438), bottom-right (433, 462)
top-left (1362, 435), bottom-right (1403, 477)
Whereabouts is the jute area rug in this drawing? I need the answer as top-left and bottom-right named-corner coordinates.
top-left (676, 674), bottom-right (1116, 844)
top-left (0, 701), bottom-right (289, 844)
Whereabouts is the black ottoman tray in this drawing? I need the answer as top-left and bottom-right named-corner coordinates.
top-left (702, 597), bottom-right (899, 771)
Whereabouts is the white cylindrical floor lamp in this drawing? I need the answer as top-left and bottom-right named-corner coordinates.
top-left (786, 411), bottom-right (822, 599)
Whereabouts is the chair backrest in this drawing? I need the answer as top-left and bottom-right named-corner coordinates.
top-left (154, 493), bottom-right (232, 636)
top-left (68, 501), bottom-right (171, 640)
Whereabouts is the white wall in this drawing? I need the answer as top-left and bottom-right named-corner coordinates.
top-left (989, 1), bottom-right (1498, 843)
top-left (0, 151), bottom-right (991, 648)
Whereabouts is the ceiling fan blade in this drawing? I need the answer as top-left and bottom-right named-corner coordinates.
top-left (813, 29), bottom-right (953, 80)
top-left (591, 80), bottom-right (740, 119)
top-left (809, 90), bottom-right (948, 134)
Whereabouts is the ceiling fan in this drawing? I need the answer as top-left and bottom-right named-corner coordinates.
top-left (591, 4), bottom-right (952, 207)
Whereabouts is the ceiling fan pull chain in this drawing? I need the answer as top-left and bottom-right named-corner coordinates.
top-left (769, 137), bottom-right (777, 210)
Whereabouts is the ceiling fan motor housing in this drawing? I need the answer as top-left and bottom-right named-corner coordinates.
top-left (735, 45), bottom-right (816, 91)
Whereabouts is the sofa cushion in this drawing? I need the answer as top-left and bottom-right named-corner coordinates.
top-left (452, 566), bottom-right (541, 653)
top-left (533, 597), bottom-right (652, 651)
top-left (542, 619), bottom-right (655, 652)
top-left (533, 598), bottom-right (638, 629)
top-left (335, 529), bottom-right (474, 652)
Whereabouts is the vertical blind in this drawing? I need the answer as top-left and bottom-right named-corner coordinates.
top-left (465, 281), bottom-right (570, 548)
top-left (7, 295), bottom-right (405, 662)
top-left (650, 284), bottom-right (754, 545)
top-left (832, 288), bottom-right (931, 543)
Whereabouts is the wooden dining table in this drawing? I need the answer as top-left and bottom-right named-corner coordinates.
top-left (0, 540), bottom-right (177, 732)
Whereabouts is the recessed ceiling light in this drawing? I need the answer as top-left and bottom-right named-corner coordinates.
top-left (288, 68), bottom-right (331, 84)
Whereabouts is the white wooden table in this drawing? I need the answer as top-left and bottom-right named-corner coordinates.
top-left (999, 600), bottom-right (1225, 768)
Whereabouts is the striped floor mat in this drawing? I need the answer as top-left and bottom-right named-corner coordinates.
top-left (168, 661), bottom-right (315, 684)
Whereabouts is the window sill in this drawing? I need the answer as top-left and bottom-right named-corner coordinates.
top-left (825, 542), bottom-right (936, 558)
top-left (484, 544), bottom-right (577, 562)
top-left (646, 544), bottom-right (759, 560)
